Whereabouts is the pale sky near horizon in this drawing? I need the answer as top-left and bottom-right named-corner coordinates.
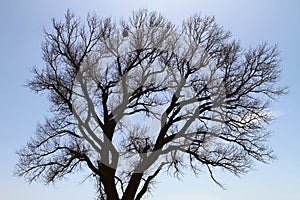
top-left (0, 0), bottom-right (299, 200)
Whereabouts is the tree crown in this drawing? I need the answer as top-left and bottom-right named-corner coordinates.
top-left (16, 9), bottom-right (286, 200)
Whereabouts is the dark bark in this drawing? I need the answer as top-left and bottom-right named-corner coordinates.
top-left (99, 164), bottom-right (119, 200)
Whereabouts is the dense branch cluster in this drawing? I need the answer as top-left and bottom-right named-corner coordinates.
top-left (16, 9), bottom-right (286, 200)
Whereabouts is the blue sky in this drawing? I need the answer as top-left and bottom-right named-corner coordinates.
top-left (0, 0), bottom-right (299, 199)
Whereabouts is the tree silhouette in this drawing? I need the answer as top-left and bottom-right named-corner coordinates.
top-left (15, 9), bottom-right (286, 200)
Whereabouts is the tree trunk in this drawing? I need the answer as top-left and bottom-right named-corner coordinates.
top-left (121, 173), bottom-right (143, 200)
top-left (100, 164), bottom-right (120, 200)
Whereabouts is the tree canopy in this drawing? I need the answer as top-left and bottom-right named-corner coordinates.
top-left (15, 9), bottom-right (286, 200)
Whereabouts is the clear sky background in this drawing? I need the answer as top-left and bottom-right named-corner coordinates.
top-left (0, 0), bottom-right (299, 200)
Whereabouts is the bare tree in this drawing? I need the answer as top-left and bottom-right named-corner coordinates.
top-left (15, 9), bottom-right (286, 200)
